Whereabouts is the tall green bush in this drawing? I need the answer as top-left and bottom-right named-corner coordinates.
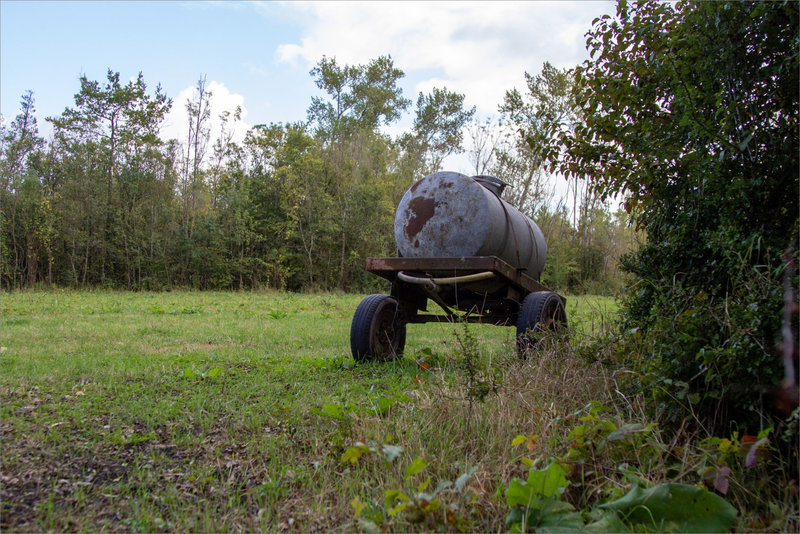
top-left (538, 0), bottom-right (799, 430)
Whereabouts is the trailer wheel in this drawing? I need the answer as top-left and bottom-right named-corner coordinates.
top-left (351, 294), bottom-right (406, 362)
top-left (516, 291), bottom-right (567, 357)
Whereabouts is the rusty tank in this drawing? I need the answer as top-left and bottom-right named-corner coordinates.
top-left (393, 171), bottom-right (547, 280)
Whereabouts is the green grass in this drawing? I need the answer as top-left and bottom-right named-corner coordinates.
top-left (2, 290), bottom-right (793, 532)
top-left (0, 290), bottom-right (615, 532)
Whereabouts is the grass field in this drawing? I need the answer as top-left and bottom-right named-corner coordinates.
top-left (8, 290), bottom-right (793, 533)
top-left (1, 290), bottom-right (622, 532)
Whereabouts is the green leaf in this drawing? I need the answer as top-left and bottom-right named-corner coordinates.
top-left (387, 503), bottom-right (408, 516)
top-left (351, 496), bottom-right (366, 518)
top-left (584, 510), bottom-right (630, 532)
top-left (181, 368), bottom-right (196, 379)
top-left (384, 489), bottom-right (411, 507)
top-left (527, 463), bottom-right (568, 498)
top-left (506, 498), bottom-right (581, 532)
top-left (505, 463), bottom-right (568, 508)
top-left (506, 506), bottom-right (525, 529)
top-left (434, 480), bottom-right (453, 494)
top-left (607, 423), bottom-right (645, 441)
top-left (207, 367), bottom-right (222, 378)
top-left (341, 444), bottom-right (370, 464)
top-left (420, 497), bottom-right (440, 513)
top-left (404, 457), bottom-right (427, 480)
top-left (512, 434), bottom-right (528, 447)
top-left (417, 477), bottom-right (431, 492)
top-left (536, 498), bottom-right (583, 532)
top-left (506, 479), bottom-right (540, 509)
top-left (736, 131), bottom-right (753, 151)
top-left (598, 483), bottom-right (737, 532)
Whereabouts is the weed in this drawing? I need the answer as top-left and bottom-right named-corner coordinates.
top-left (452, 321), bottom-right (501, 434)
top-left (267, 309), bottom-right (289, 320)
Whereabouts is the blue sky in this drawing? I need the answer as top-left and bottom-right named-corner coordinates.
top-left (1, 2), bottom-right (314, 130)
top-left (1, 0), bottom-right (615, 170)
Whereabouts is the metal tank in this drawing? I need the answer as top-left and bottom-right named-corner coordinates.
top-left (394, 171), bottom-right (547, 280)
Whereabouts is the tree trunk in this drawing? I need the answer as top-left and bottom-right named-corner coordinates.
top-left (339, 198), bottom-right (348, 289)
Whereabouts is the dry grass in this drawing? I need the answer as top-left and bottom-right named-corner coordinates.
top-left (308, 333), bottom-right (621, 532)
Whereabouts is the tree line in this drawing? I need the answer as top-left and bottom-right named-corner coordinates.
top-left (1, 56), bottom-right (635, 292)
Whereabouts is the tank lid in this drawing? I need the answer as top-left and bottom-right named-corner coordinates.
top-left (473, 175), bottom-right (510, 196)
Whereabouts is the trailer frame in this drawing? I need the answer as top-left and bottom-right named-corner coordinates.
top-left (350, 255), bottom-right (567, 361)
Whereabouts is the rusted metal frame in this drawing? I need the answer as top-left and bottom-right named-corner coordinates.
top-left (405, 313), bottom-right (512, 326)
top-left (377, 256), bottom-right (545, 329)
top-left (365, 256), bottom-right (548, 294)
top-left (390, 279), bottom-right (427, 314)
top-left (423, 287), bottom-right (460, 317)
top-left (404, 290), bottom-right (515, 325)
top-left (391, 279), bottom-right (462, 322)
top-left (391, 281), bottom-right (519, 326)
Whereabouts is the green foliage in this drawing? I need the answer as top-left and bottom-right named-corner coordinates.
top-left (592, 484), bottom-right (737, 533)
top-left (179, 366), bottom-right (222, 381)
top-left (453, 322), bottom-right (501, 432)
top-left (505, 468), bottom-right (738, 533)
top-left (500, 64), bottom-right (638, 295)
top-left (340, 438), bottom-right (405, 465)
top-left (408, 87), bottom-right (475, 174)
top-left (504, 409), bottom-right (740, 534)
top-left (618, 271), bottom-right (786, 428)
top-left (504, 462), bottom-right (582, 534)
top-left (536, 0), bottom-right (799, 430)
top-left (307, 55), bottom-right (410, 143)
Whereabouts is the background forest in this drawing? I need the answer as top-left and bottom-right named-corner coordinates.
top-left (0, 56), bottom-right (635, 294)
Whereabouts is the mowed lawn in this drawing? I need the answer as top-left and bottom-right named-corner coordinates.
top-left (1, 290), bottom-right (616, 532)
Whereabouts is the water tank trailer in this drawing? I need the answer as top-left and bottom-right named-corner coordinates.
top-left (350, 171), bottom-right (567, 361)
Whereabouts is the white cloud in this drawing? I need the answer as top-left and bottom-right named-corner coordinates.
top-left (274, 1), bottom-right (613, 115)
top-left (161, 80), bottom-right (252, 149)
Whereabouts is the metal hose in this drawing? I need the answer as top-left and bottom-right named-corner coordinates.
top-left (397, 270), bottom-right (496, 288)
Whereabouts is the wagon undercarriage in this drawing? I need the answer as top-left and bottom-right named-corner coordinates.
top-left (350, 255), bottom-right (567, 361)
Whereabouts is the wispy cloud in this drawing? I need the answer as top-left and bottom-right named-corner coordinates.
top-left (273, 1), bottom-right (613, 114)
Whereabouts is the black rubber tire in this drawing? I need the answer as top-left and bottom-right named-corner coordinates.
top-left (350, 294), bottom-right (406, 362)
top-left (516, 291), bottom-right (567, 357)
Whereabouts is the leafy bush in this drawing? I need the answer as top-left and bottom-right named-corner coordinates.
top-left (618, 261), bottom-right (787, 430)
top-left (536, 0), bottom-right (799, 432)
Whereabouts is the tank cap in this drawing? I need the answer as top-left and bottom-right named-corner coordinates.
top-left (473, 175), bottom-right (510, 196)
